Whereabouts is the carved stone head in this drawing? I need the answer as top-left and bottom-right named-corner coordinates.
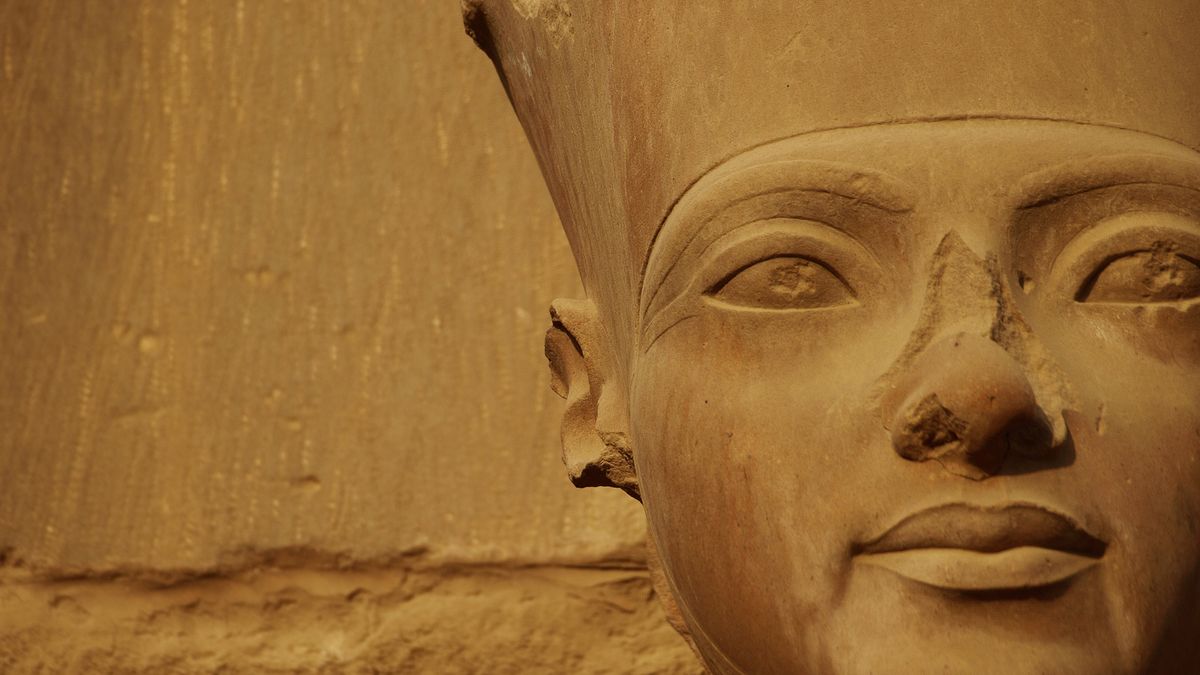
top-left (466, 2), bottom-right (1200, 672)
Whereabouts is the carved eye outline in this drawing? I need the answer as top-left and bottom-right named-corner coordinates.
top-left (706, 254), bottom-right (858, 311)
top-left (638, 217), bottom-right (885, 351)
top-left (1047, 211), bottom-right (1200, 307)
top-left (1075, 247), bottom-right (1200, 304)
top-left (694, 218), bottom-right (877, 314)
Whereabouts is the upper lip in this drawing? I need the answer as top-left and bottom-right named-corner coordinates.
top-left (857, 502), bottom-right (1107, 558)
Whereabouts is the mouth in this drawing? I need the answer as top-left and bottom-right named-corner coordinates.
top-left (854, 503), bottom-right (1107, 592)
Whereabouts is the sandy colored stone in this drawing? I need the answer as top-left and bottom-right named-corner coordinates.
top-left (0, 0), bottom-right (697, 673)
top-left (0, 564), bottom-right (699, 675)
top-left (0, 0), bottom-right (644, 572)
top-left (472, 1), bottom-right (1200, 672)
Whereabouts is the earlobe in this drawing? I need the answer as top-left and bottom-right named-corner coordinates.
top-left (544, 298), bottom-right (639, 500)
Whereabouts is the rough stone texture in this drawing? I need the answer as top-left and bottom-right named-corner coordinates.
top-left (0, 0), bottom-right (692, 671)
top-left (0, 564), bottom-right (699, 674)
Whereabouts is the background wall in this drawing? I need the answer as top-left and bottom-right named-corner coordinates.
top-left (0, 1), bottom-right (697, 672)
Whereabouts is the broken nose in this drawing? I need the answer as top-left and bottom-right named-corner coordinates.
top-left (887, 334), bottom-right (1054, 480)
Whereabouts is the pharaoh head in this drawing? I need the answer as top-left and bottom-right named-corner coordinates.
top-left (466, 2), bottom-right (1200, 672)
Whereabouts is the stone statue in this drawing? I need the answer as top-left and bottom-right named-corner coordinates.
top-left (464, 2), bottom-right (1200, 672)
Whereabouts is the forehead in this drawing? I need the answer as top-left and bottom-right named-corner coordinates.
top-left (695, 120), bottom-right (1200, 204)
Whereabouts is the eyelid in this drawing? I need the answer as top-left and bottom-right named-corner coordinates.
top-left (1046, 212), bottom-right (1200, 301)
top-left (640, 161), bottom-right (914, 325)
top-left (640, 219), bottom-right (880, 349)
top-left (695, 219), bottom-right (877, 296)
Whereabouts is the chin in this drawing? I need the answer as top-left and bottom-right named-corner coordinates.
top-left (684, 561), bottom-right (1197, 675)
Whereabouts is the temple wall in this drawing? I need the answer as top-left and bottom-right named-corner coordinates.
top-left (0, 1), bottom-right (696, 671)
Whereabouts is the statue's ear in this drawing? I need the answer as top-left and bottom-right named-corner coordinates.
top-left (544, 298), bottom-right (639, 500)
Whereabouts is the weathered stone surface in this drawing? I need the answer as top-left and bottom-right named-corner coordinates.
top-left (475, 1), bottom-right (1200, 672)
top-left (0, 0), bottom-right (692, 672)
top-left (0, 0), bottom-right (643, 572)
top-left (0, 564), bottom-right (699, 675)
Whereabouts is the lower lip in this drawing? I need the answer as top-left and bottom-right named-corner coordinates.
top-left (855, 547), bottom-right (1100, 591)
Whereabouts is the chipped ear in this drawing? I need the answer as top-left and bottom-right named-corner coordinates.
top-left (544, 298), bottom-right (639, 500)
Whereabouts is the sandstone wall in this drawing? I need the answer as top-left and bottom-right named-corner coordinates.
top-left (0, 1), bottom-right (697, 672)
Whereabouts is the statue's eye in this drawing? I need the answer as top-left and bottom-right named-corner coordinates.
top-left (1077, 244), bottom-right (1200, 304)
top-left (707, 255), bottom-right (856, 310)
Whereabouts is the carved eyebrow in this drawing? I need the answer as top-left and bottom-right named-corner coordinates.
top-left (639, 160), bottom-right (914, 318)
top-left (1014, 153), bottom-right (1200, 210)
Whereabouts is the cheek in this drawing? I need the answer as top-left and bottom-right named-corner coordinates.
top-left (1045, 301), bottom-right (1200, 477)
top-left (1070, 353), bottom-right (1200, 548)
top-left (629, 309), bottom-right (900, 664)
top-left (1075, 302), bottom-right (1200, 364)
top-left (1043, 303), bottom-right (1200, 652)
top-left (1077, 377), bottom-right (1200, 655)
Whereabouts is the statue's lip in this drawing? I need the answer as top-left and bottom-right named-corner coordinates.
top-left (858, 502), bottom-right (1107, 557)
top-left (853, 503), bottom-right (1107, 591)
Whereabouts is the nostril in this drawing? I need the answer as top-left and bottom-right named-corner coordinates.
top-left (1006, 409), bottom-right (1055, 459)
top-left (892, 393), bottom-right (969, 463)
top-left (885, 333), bottom-right (1054, 479)
top-left (891, 389), bottom-right (1012, 479)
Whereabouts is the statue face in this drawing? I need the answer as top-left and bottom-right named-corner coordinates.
top-left (631, 119), bottom-right (1200, 674)
top-left (469, 2), bottom-right (1200, 670)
